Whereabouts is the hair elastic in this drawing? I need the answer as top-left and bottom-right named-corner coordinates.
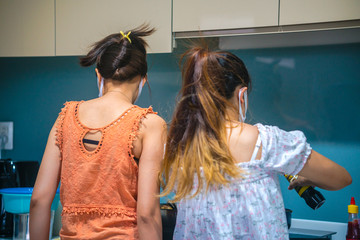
top-left (120, 31), bottom-right (132, 43)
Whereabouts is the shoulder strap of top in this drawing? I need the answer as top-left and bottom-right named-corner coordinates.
top-left (128, 106), bottom-right (157, 160)
top-left (55, 101), bottom-right (76, 152)
top-left (249, 134), bottom-right (262, 162)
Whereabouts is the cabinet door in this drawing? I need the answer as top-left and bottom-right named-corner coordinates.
top-left (0, 0), bottom-right (55, 57)
top-left (280, 0), bottom-right (360, 25)
top-left (173, 0), bottom-right (279, 32)
top-left (56, 0), bottom-right (171, 55)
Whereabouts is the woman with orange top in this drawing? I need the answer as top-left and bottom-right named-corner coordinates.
top-left (30, 25), bottom-right (165, 240)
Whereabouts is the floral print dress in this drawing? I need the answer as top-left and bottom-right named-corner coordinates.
top-left (173, 124), bottom-right (312, 240)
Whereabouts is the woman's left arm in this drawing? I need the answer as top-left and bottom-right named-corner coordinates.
top-left (30, 122), bottom-right (61, 240)
top-left (137, 114), bottom-right (166, 240)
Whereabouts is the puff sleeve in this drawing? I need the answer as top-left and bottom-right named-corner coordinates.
top-left (255, 123), bottom-right (312, 176)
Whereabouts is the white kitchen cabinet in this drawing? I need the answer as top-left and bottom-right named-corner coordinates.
top-left (173, 0), bottom-right (279, 32)
top-left (280, 0), bottom-right (360, 25)
top-left (0, 0), bottom-right (55, 57)
top-left (56, 0), bottom-right (172, 55)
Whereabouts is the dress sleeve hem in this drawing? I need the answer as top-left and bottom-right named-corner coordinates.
top-left (289, 142), bottom-right (312, 176)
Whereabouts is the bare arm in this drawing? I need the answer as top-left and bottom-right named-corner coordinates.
top-left (30, 122), bottom-right (61, 240)
top-left (292, 150), bottom-right (352, 191)
top-left (137, 114), bottom-right (166, 240)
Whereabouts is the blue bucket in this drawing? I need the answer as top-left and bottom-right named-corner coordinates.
top-left (0, 187), bottom-right (60, 214)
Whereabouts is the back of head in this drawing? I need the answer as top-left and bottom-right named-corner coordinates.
top-left (160, 45), bottom-right (251, 202)
top-left (79, 24), bottom-right (155, 81)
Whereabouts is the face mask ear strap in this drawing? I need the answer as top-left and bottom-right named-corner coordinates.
top-left (134, 78), bottom-right (144, 103)
top-left (238, 88), bottom-right (248, 122)
top-left (98, 77), bottom-right (104, 97)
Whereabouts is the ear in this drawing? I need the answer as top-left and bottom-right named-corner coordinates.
top-left (141, 75), bottom-right (148, 87)
top-left (239, 87), bottom-right (248, 104)
top-left (95, 68), bottom-right (102, 80)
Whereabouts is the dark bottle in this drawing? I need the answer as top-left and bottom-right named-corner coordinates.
top-left (346, 197), bottom-right (360, 240)
top-left (284, 175), bottom-right (326, 210)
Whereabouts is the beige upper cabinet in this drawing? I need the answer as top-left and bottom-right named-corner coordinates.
top-left (173, 0), bottom-right (279, 32)
top-left (280, 0), bottom-right (360, 25)
top-left (0, 0), bottom-right (55, 57)
top-left (56, 0), bottom-right (172, 55)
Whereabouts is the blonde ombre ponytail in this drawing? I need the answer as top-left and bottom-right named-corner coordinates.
top-left (160, 46), bottom-right (251, 202)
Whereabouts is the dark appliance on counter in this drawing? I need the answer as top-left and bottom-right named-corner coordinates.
top-left (160, 203), bottom-right (177, 240)
top-left (286, 208), bottom-right (292, 229)
top-left (0, 159), bottom-right (39, 238)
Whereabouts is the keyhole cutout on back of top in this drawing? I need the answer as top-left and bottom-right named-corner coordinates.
top-left (82, 130), bottom-right (103, 152)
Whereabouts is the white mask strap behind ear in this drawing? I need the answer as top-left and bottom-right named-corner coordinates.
top-left (134, 78), bottom-right (144, 103)
top-left (239, 87), bottom-right (248, 122)
top-left (97, 77), bottom-right (104, 97)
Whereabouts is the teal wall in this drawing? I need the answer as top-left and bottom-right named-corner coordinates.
top-left (1, 43), bottom-right (359, 223)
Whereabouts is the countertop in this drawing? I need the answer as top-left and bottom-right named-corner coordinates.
top-left (289, 227), bottom-right (337, 239)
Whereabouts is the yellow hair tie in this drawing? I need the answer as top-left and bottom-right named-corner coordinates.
top-left (120, 31), bottom-right (132, 43)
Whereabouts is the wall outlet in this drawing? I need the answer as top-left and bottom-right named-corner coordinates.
top-left (0, 121), bottom-right (13, 150)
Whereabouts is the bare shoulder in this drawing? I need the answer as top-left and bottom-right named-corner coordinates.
top-left (141, 113), bottom-right (167, 132)
top-left (243, 123), bottom-right (259, 136)
top-left (228, 123), bottom-right (261, 163)
top-left (234, 123), bottom-right (259, 144)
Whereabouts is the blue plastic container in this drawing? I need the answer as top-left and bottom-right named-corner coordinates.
top-left (0, 187), bottom-right (60, 214)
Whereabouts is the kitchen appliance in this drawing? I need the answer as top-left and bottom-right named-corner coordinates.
top-left (160, 203), bottom-right (177, 240)
top-left (0, 187), bottom-right (60, 240)
top-left (286, 208), bottom-right (292, 229)
top-left (0, 159), bottom-right (39, 238)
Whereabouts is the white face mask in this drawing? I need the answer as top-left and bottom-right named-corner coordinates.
top-left (134, 78), bottom-right (144, 103)
top-left (238, 87), bottom-right (248, 122)
top-left (97, 77), bottom-right (104, 97)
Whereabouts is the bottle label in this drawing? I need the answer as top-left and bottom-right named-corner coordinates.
top-left (298, 186), bottom-right (310, 196)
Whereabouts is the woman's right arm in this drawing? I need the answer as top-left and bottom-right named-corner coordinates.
top-left (295, 150), bottom-right (352, 190)
top-left (30, 122), bottom-right (61, 240)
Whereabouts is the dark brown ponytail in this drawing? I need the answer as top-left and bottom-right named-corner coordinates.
top-left (79, 24), bottom-right (155, 81)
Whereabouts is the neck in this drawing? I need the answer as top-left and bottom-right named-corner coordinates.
top-left (225, 106), bottom-right (239, 123)
top-left (102, 77), bottom-right (141, 103)
top-left (105, 90), bottom-right (132, 103)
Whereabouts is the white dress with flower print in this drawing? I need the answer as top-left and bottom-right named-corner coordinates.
top-left (173, 124), bottom-right (312, 240)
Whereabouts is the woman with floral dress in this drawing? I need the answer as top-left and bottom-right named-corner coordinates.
top-left (160, 46), bottom-right (351, 239)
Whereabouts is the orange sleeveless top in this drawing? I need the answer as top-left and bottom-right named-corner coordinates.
top-left (55, 101), bottom-right (156, 240)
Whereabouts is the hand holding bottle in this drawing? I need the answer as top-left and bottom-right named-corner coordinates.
top-left (285, 174), bottom-right (326, 210)
top-left (287, 175), bottom-right (314, 190)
